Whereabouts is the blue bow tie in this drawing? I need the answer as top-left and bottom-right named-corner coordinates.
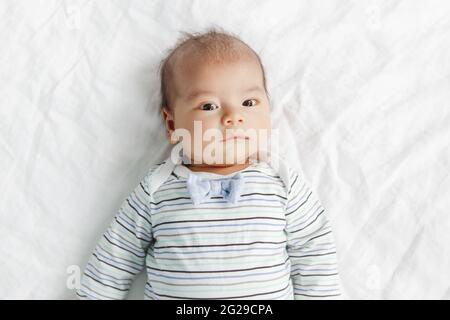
top-left (186, 173), bottom-right (244, 206)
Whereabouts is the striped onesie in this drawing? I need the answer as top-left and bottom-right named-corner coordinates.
top-left (76, 159), bottom-right (341, 300)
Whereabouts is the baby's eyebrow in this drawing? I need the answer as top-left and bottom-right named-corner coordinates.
top-left (186, 86), bottom-right (264, 100)
top-left (243, 85), bottom-right (264, 94)
top-left (186, 90), bottom-right (215, 100)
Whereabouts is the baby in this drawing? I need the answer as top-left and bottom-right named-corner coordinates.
top-left (76, 29), bottom-right (341, 300)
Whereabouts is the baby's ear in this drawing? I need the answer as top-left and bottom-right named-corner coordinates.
top-left (161, 107), bottom-right (176, 144)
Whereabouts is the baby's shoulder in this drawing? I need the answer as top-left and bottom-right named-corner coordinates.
top-left (138, 161), bottom-right (168, 193)
top-left (258, 160), bottom-right (305, 193)
top-left (146, 161), bottom-right (166, 176)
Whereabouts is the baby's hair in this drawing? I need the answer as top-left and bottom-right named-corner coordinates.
top-left (158, 27), bottom-right (268, 113)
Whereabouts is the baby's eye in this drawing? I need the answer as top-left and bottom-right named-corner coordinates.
top-left (200, 103), bottom-right (219, 111)
top-left (242, 99), bottom-right (257, 107)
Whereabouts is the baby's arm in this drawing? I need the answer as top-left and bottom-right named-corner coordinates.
top-left (76, 175), bottom-right (153, 300)
top-left (285, 168), bottom-right (341, 299)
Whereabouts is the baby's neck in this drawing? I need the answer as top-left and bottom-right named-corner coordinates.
top-left (185, 161), bottom-right (252, 176)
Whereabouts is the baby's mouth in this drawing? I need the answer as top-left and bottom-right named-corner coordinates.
top-left (220, 135), bottom-right (250, 142)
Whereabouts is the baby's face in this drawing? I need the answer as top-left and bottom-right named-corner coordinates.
top-left (163, 55), bottom-right (271, 166)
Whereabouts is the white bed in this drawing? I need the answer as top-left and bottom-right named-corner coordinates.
top-left (1, 0), bottom-right (449, 299)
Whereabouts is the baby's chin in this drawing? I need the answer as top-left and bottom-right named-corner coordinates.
top-left (183, 139), bottom-right (259, 166)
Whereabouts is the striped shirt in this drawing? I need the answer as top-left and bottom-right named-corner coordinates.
top-left (76, 160), bottom-right (341, 300)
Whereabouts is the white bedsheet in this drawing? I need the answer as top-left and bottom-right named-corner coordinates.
top-left (1, 0), bottom-right (449, 299)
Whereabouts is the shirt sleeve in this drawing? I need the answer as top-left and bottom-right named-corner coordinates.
top-left (76, 171), bottom-right (154, 300)
top-left (284, 167), bottom-right (342, 299)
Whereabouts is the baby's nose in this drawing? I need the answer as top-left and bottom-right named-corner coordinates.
top-left (223, 112), bottom-right (244, 126)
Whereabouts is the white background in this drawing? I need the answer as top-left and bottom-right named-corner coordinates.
top-left (1, 0), bottom-right (449, 299)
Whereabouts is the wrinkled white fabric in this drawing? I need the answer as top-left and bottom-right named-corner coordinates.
top-left (1, 0), bottom-right (449, 299)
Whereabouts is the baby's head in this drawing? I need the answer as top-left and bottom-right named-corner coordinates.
top-left (159, 29), bottom-right (272, 166)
